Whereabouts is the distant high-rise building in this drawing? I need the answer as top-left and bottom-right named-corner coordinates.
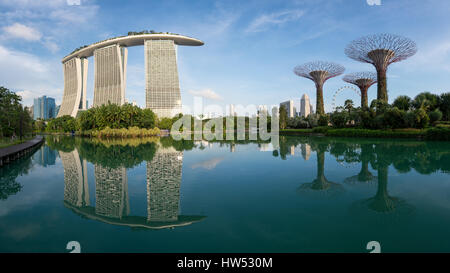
top-left (206, 111), bottom-right (221, 119)
top-left (300, 94), bottom-right (312, 117)
top-left (280, 100), bottom-right (296, 118)
top-left (33, 95), bottom-right (56, 120)
top-left (228, 104), bottom-right (236, 116)
top-left (28, 106), bottom-right (34, 118)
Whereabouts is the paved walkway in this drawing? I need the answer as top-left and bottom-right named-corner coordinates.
top-left (0, 136), bottom-right (43, 164)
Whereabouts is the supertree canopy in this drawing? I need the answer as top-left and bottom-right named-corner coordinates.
top-left (294, 61), bottom-right (345, 115)
top-left (345, 34), bottom-right (417, 103)
top-left (343, 72), bottom-right (377, 108)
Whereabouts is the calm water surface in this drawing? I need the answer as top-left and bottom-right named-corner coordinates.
top-left (1, 135), bottom-right (450, 253)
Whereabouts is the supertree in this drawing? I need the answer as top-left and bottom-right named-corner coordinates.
top-left (345, 34), bottom-right (417, 103)
top-left (343, 72), bottom-right (377, 108)
top-left (294, 61), bottom-right (345, 115)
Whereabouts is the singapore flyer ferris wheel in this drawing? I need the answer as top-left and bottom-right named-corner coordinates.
top-left (331, 85), bottom-right (361, 111)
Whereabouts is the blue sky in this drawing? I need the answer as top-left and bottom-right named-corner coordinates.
top-left (1, 0), bottom-right (450, 114)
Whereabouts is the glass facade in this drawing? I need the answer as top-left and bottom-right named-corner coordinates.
top-left (33, 95), bottom-right (56, 120)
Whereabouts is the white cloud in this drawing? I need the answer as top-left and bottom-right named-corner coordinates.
top-left (246, 9), bottom-right (305, 33)
top-left (191, 157), bottom-right (225, 170)
top-left (0, 0), bottom-right (99, 27)
top-left (0, 45), bottom-right (62, 106)
top-left (405, 39), bottom-right (450, 72)
top-left (16, 90), bottom-right (34, 101)
top-left (366, 0), bottom-right (382, 6)
top-left (43, 38), bottom-right (60, 53)
top-left (188, 88), bottom-right (223, 101)
top-left (2, 23), bottom-right (42, 41)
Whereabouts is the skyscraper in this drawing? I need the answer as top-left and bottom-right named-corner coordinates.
top-left (145, 40), bottom-right (181, 118)
top-left (60, 33), bottom-right (203, 117)
top-left (300, 94), bottom-right (312, 117)
top-left (33, 95), bottom-right (56, 120)
top-left (280, 100), bottom-right (296, 118)
top-left (93, 45), bottom-right (127, 107)
top-left (228, 104), bottom-right (236, 116)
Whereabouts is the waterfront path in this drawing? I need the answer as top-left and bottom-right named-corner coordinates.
top-left (0, 136), bottom-right (44, 167)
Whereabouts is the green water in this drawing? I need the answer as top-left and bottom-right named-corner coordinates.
top-left (0, 135), bottom-right (450, 253)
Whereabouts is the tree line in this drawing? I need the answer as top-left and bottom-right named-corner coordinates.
top-left (0, 86), bottom-right (33, 140)
top-left (280, 91), bottom-right (450, 130)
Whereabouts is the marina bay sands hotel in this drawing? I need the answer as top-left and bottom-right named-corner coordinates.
top-left (58, 33), bottom-right (204, 118)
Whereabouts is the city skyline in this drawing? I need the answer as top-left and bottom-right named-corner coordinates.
top-left (1, 0), bottom-right (450, 115)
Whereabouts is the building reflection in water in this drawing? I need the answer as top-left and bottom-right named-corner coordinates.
top-left (34, 145), bottom-right (57, 167)
top-left (94, 165), bottom-right (129, 219)
top-left (61, 145), bottom-right (205, 229)
top-left (147, 146), bottom-right (183, 222)
top-left (301, 144), bottom-right (311, 161)
top-left (60, 149), bottom-right (89, 207)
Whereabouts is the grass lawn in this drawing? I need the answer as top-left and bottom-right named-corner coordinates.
top-left (0, 137), bottom-right (34, 149)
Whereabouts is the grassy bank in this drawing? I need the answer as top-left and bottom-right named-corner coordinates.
top-left (77, 127), bottom-right (161, 138)
top-left (0, 137), bottom-right (34, 149)
top-left (280, 127), bottom-right (450, 141)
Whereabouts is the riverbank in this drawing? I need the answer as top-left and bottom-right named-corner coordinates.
top-left (0, 136), bottom-right (44, 166)
top-left (280, 127), bottom-right (450, 141)
top-left (44, 126), bottom-right (166, 138)
top-left (0, 137), bottom-right (34, 149)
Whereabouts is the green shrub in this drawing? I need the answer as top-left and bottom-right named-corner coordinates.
top-left (330, 111), bottom-right (349, 128)
top-left (318, 115), bottom-right (329, 127)
top-left (306, 114), bottom-right (319, 128)
top-left (383, 107), bottom-right (407, 129)
top-left (95, 126), bottom-right (160, 138)
top-left (429, 109), bottom-right (443, 123)
top-left (413, 108), bottom-right (430, 128)
top-left (392, 95), bottom-right (412, 111)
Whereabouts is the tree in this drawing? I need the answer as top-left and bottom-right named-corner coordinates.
top-left (294, 61), bottom-right (345, 115)
top-left (412, 92), bottom-right (440, 111)
top-left (383, 107), bottom-right (407, 128)
top-left (344, 99), bottom-right (354, 113)
top-left (0, 86), bottom-right (33, 138)
top-left (330, 109), bottom-right (350, 128)
top-left (158, 117), bottom-right (174, 130)
top-left (345, 34), bottom-right (417, 103)
top-left (392, 95), bottom-right (412, 111)
top-left (429, 109), bottom-right (443, 123)
top-left (439, 92), bottom-right (450, 121)
top-left (35, 119), bottom-right (47, 132)
top-left (343, 72), bottom-right (377, 108)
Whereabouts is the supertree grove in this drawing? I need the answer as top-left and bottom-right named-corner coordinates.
top-left (345, 34), bottom-right (417, 103)
top-left (343, 72), bottom-right (377, 108)
top-left (294, 61), bottom-right (345, 115)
